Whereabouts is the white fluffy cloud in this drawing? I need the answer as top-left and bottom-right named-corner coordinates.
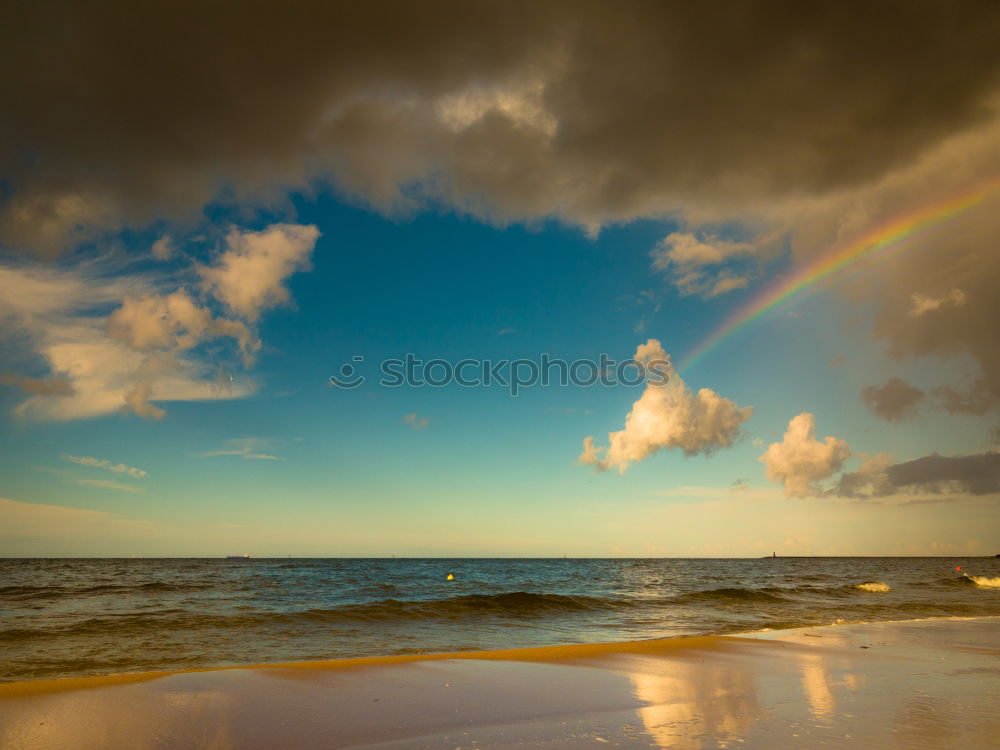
top-left (199, 224), bottom-right (319, 321)
top-left (760, 413), bottom-right (851, 498)
top-left (0, 224), bottom-right (318, 420)
top-left (650, 232), bottom-right (756, 298)
top-left (580, 339), bottom-right (753, 473)
top-left (107, 290), bottom-right (257, 362)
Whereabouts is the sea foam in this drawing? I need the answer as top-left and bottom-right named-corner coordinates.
top-left (854, 582), bottom-right (891, 593)
top-left (970, 576), bottom-right (1000, 588)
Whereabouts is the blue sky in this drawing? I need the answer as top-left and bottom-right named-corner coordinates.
top-left (2, 3), bottom-right (999, 556)
top-left (1, 194), bottom-right (996, 557)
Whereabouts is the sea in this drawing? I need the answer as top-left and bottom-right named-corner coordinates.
top-left (2, 557), bottom-right (999, 682)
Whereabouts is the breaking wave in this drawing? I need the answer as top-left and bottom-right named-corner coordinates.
top-left (969, 576), bottom-right (1000, 588)
top-left (853, 582), bottom-right (891, 593)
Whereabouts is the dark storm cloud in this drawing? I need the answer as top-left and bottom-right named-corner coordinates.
top-left (835, 452), bottom-right (1000, 497)
top-left (930, 382), bottom-right (997, 416)
top-left (3, 0), bottom-right (1000, 253)
top-left (887, 452), bottom-right (1000, 495)
top-left (861, 377), bottom-right (925, 423)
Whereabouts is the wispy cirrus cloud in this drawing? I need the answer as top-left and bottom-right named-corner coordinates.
top-left (62, 454), bottom-right (148, 478)
top-left (198, 438), bottom-right (284, 461)
top-left (74, 478), bottom-right (147, 494)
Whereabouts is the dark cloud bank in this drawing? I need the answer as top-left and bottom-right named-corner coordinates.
top-left (3, 0), bottom-right (1000, 252)
top-left (836, 452), bottom-right (1000, 498)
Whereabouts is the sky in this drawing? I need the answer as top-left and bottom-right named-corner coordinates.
top-left (1, 0), bottom-right (999, 557)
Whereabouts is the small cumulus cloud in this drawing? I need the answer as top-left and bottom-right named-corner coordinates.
top-left (860, 377), bottom-right (925, 423)
top-left (199, 224), bottom-right (319, 322)
top-left (705, 275), bottom-right (750, 297)
top-left (151, 236), bottom-right (174, 260)
top-left (760, 413), bottom-right (851, 498)
top-left (580, 339), bottom-right (753, 473)
top-left (403, 413), bottom-right (430, 430)
top-left (650, 232), bottom-right (756, 299)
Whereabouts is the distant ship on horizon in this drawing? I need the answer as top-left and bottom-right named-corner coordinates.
top-left (226, 554), bottom-right (252, 559)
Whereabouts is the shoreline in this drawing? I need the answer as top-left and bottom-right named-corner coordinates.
top-left (1, 613), bottom-right (995, 695)
top-left (2, 616), bottom-right (998, 748)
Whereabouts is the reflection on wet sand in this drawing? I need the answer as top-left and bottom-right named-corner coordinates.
top-left (0, 618), bottom-right (997, 749)
top-left (799, 652), bottom-right (835, 720)
top-left (627, 655), bottom-right (763, 748)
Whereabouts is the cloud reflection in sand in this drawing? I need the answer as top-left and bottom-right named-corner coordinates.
top-left (626, 654), bottom-right (763, 748)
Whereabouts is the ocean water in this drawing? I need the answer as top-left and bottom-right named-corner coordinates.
top-left (2, 557), bottom-right (999, 682)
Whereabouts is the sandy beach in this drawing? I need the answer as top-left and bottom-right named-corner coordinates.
top-left (1, 616), bottom-right (997, 749)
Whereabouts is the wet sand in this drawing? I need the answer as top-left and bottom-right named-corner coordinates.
top-left (1, 616), bottom-right (997, 748)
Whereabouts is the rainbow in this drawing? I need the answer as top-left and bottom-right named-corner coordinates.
top-left (678, 178), bottom-right (1000, 372)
